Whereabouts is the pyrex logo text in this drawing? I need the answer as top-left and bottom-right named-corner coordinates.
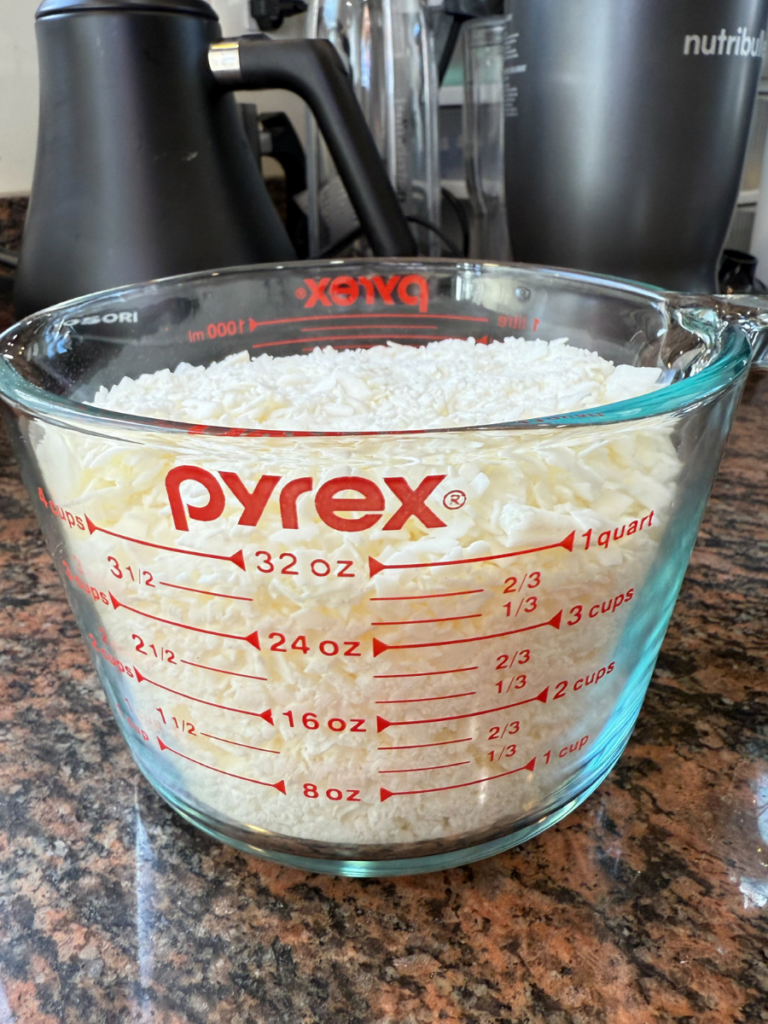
top-left (295, 274), bottom-right (429, 313)
top-left (166, 467), bottom-right (447, 533)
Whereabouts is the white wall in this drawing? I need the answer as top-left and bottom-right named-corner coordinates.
top-left (0, 0), bottom-right (307, 196)
top-left (0, 0), bottom-right (39, 196)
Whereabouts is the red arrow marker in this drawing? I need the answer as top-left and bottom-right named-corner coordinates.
top-left (376, 686), bottom-right (548, 732)
top-left (136, 668), bottom-right (273, 723)
top-left (156, 737), bottom-right (285, 792)
top-left (199, 731), bottom-right (279, 755)
top-left (110, 593), bottom-right (261, 649)
top-left (159, 582), bottom-right (252, 602)
top-left (369, 589), bottom-right (485, 602)
top-left (374, 690), bottom-right (476, 706)
top-left (369, 532), bottom-right (574, 578)
top-left (179, 659), bottom-right (267, 681)
top-left (86, 515), bottom-right (245, 570)
top-left (374, 665), bottom-right (477, 680)
top-left (371, 613), bottom-right (482, 627)
top-left (380, 756), bottom-right (536, 800)
top-left (373, 609), bottom-right (561, 657)
top-left (379, 759), bottom-right (471, 774)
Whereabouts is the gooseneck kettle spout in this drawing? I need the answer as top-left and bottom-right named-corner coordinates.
top-left (15, 0), bottom-right (416, 317)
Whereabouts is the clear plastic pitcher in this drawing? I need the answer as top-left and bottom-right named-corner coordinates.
top-left (305, 0), bottom-right (440, 256)
top-left (463, 16), bottom-right (512, 259)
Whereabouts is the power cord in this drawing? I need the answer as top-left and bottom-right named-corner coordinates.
top-left (0, 247), bottom-right (18, 269)
top-left (440, 187), bottom-right (470, 257)
top-left (319, 213), bottom-right (464, 259)
top-left (405, 216), bottom-right (462, 258)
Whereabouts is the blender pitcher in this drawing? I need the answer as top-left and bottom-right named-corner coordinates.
top-left (305, 0), bottom-right (441, 256)
top-left (463, 16), bottom-right (512, 260)
top-left (503, 0), bottom-right (768, 291)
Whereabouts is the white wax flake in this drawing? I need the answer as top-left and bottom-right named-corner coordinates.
top-left (91, 337), bottom-right (663, 429)
top-left (33, 335), bottom-right (679, 847)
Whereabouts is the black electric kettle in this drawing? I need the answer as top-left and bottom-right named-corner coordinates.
top-left (14, 0), bottom-right (416, 316)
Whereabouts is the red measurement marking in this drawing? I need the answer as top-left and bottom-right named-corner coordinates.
top-left (373, 610), bottom-right (562, 656)
top-left (160, 581), bottom-right (252, 602)
top-left (378, 737), bottom-right (472, 751)
top-left (85, 516), bottom-right (245, 570)
top-left (199, 731), bottom-right (280, 755)
top-left (180, 659), bottom-right (267, 682)
top-left (110, 593), bottom-right (261, 649)
top-left (368, 532), bottom-right (575, 578)
top-left (135, 668), bottom-right (273, 723)
top-left (307, 334), bottom-right (442, 340)
top-left (380, 756), bottom-right (536, 800)
top-left (248, 313), bottom-right (490, 331)
top-left (370, 589), bottom-right (485, 601)
top-left (379, 760), bottom-right (471, 774)
top-left (251, 334), bottom-right (446, 350)
top-left (301, 324), bottom-right (440, 332)
top-left (375, 691), bottom-right (476, 705)
top-left (371, 613), bottom-right (482, 626)
top-left (374, 666), bottom-right (477, 679)
top-left (157, 737), bottom-right (285, 792)
top-left (376, 686), bottom-right (548, 732)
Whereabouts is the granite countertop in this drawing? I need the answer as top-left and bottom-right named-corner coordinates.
top-left (1, 277), bottom-right (768, 1024)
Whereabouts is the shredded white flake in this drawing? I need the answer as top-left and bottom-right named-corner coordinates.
top-left (91, 337), bottom-right (663, 430)
top-left (35, 336), bottom-right (677, 851)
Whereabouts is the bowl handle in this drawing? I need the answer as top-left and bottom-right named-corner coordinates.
top-left (713, 294), bottom-right (768, 371)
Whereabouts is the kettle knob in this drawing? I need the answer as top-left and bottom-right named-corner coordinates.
top-left (35, 0), bottom-right (217, 15)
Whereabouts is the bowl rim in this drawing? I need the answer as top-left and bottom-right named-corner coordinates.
top-left (0, 258), bottom-right (754, 438)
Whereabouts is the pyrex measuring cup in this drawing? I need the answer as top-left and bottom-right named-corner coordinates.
top-left (0, 260), bottom-right (760, 876)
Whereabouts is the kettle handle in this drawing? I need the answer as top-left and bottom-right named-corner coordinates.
top-left (210, 37), bottom-right (417, 258)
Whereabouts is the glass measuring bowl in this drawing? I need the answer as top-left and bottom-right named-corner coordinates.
top-left (0, 259), bottom-right (759, 876)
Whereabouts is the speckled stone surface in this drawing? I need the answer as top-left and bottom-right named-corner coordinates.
top-left (1, 283), bottom-right (768, 1024)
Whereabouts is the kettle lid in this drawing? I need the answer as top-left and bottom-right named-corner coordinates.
top-left (37, 0), bottom-right (217, 17)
